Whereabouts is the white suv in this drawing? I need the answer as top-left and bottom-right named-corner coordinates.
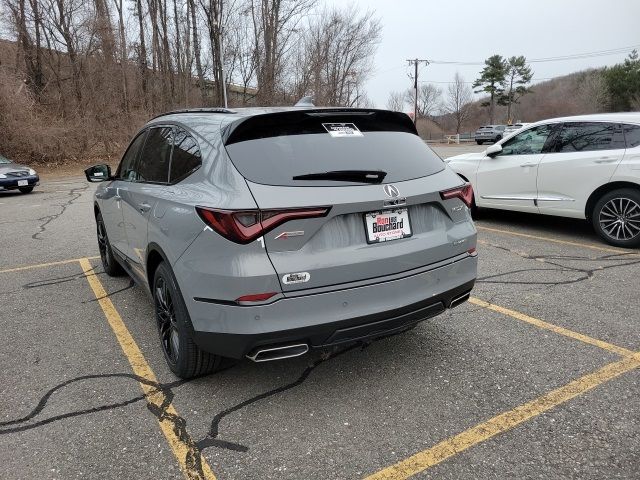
top-left (446, 113), bottom-right (640, 247)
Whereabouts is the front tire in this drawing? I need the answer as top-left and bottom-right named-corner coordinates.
top-left (153, 262), bottom-right (221, 378)
top-left (96, 212), bottom-right (125, 276)
top-left (476, 140), bottom-right (483, 145)
top-left (494, 135), bottom-right (502, 143)
top-left (592, 188), bottom-right (640, 248)
top-left (19, 186), bottom-right (34, 194)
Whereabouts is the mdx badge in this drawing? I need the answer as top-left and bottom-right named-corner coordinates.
top-left (383, 184), bottom-right (400, 198)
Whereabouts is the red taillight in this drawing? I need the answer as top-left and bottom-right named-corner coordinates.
top-left (440, 183), bottom-right (474, 208)
top-left (236, 292), bottom-right (278, 303)
top-left (467, 247), bottom-right (477, 256)
top-left (196, 206), bottom-right (330, 244)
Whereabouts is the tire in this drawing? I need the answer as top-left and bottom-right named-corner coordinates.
top-left (591, 188), bottom-right (640, 248)
top-left (19, 186), bottom-right (34, 194)
top-left (494, 135), bottom-right (502, 143)
top-left (476, 140), bottom-right (483, 145)
top-left (153, 262), bottom-right (222, 378)
top-left (96, 212), bottom-right (125, 276)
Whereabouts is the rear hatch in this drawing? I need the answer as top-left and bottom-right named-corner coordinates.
top-left (223, 109), bottom-right (473, 292)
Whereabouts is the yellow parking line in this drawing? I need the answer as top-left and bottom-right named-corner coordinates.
top-left (468, 297), bottom-right (635, 358)
top-left (79, 258), bottom-right (216, 480)
top-left (365, 353), bottom-right (640, 480)
top-left (477, 225), bottom-right (639, 256)
top-left (0, 256), bottom-right (100, 274)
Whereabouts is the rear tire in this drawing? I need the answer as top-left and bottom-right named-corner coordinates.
top-left (153, 262), bottom-right (222, 378)
top-left (476, 140), bottom-right (483, 145)
top-left (591, 188), bottom-right (640, 248)
top-left (494, 135), bottom-right (502, 143)
top-left (96, 212), bottom-right (125, 276)
top-left (19, 186), bottom-right (34, 194)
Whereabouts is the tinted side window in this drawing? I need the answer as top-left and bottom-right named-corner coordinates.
top-left (623, 124), bottom-right (640, 148)
top-left (553, 122), bottom-right (625, 153)
top-left (117, 132), bottom-right (147, 181)
top-left (499, 124), bottom-right (553, 156)
top-left (170, 128), bottom-right (201, 183)
top-left (137, 127), bottom-right (173, 183)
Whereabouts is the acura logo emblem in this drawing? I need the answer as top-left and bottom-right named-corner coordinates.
top-left (383, 184), bottom-right (400, 198)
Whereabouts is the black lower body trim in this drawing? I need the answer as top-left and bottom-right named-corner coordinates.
top-left (193, 279), bottom-right (475, 359)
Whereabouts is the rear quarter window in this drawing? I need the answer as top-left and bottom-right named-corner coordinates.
top-left (223, 110), bottom-right (444, 186)
top-left (623, 124), bottom-right (640, 148)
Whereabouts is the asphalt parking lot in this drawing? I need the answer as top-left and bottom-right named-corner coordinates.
top-left (1, 147), bottom-right (638, 479)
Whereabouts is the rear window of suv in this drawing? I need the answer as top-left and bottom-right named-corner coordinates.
top-left (223, 110), bottom-right (444, 186)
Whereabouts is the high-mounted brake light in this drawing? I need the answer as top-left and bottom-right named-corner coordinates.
top-left (196, 206), bottom-right (330, 244)
top-left (440, 183), bottom-right (474, 209)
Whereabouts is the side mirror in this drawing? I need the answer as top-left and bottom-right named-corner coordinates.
top-left (485, 144), bottom-right (502, 158)
top-left (85, 164), bottom-right (112, 182)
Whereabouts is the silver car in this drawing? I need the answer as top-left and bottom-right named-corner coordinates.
top-left (474, 125), bottom-right (506, 145)
top-left (85, 107), bottom-right (478, 378)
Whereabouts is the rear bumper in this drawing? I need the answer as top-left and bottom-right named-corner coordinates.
top-left (186, 254), bottom-right (477, 359)
top-left (0, 175), bottom-right (39, 190)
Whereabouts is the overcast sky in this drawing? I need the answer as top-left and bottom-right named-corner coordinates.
top-left (327, 0), bottom-right (640, 108)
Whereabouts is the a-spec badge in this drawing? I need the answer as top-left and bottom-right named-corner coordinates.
top-left (274, 230), bottom-right (305, 239)
top-left (282, 272), bottom-right (310, 285)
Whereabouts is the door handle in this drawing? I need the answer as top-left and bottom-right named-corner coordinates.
top-left (594, 157), bottom-right (617, 164)
top-left (520, 162), bottom-right (537, 167)
top-left (138, 202), bottom-right (152, 213)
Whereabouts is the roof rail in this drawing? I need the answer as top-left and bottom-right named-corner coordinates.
top-left (151, 108), bottom-right (236, 120)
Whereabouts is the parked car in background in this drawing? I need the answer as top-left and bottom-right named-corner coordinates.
top-left (474, 125), bottom-right (506, 145)
top-left (446, 113), bottom-right (640, 247)
top-left (0, 154), bottom-right (39, 194)
top-left (503, 123), bottom-right (530, 137)
top-left (84, 106), bottom-right (478, 378)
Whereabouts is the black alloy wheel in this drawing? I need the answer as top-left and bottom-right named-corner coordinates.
top-left (155, 275), bottom-right (180, 367)
top-left (96, 212), bottom-right (124, 276)
top-left (153, 262), bottom-right (221, 378)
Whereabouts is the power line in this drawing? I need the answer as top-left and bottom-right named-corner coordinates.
top-left (426, 44), bottom-right (640, 66)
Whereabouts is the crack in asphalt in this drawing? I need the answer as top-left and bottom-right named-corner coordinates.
top-left (195, 343), bottom-right (366, 453)
top-left (32, 186), bottom-right (88, 240)
top-left (477, 242), bottom-right (640, 286)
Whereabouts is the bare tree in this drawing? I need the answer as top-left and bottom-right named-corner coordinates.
top-left (296, 5), bottom-right (381, 106)
top-left (445, 72), bottom-right (473, 133)
top-left (252, 0), bottom-right (313, 104)
top-left (405, 83), bottom-right (442, 119)
top-left (386, 90), bottom-right (405, 112)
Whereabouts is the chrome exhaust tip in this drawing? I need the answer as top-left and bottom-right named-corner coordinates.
top-left (246, 343), bottom-right (309, 362)
top-left (449, 291), bottom-right (471, 309)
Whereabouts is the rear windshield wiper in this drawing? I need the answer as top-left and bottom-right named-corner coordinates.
top-left (292, 170), bottom-right (387, 184)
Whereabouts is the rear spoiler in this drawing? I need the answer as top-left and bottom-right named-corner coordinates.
top-left (221, 108), bottom-right (418, 146)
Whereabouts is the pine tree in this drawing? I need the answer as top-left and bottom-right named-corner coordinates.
top-left (473, 55), bottom-right (507, 124)
top-left (499, 56), bottom-right (533, 123)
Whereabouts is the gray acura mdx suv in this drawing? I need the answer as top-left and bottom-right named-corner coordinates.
top-left (85, 107), bottom-right (477, 378)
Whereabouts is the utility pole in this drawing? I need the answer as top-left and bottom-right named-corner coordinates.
top-left (406, 58), bottom-right (429, 124)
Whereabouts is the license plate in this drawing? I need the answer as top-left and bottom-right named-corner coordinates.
top-left (18, 180), bottom-right (28, 186)
top-left (364, 209), bottom-right (412, 244)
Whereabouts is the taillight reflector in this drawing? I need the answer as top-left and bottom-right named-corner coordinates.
top-left (196, 206), bottom-right (330, 244)
top-left (236, 292), bottom-right (278, 303)
top-left (440, 183), bottom-right (474, 209)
